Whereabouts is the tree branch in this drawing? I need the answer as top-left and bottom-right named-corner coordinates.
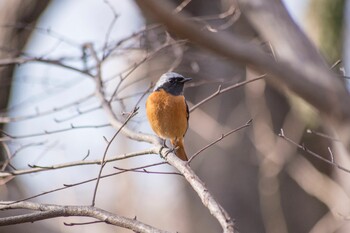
top-left (0, 149), bottom-right (154, 179)
top-left (135, 0), bottom-right (350, 128)
top-left (189, 74), bottom-right (266, 112)
top-left (0, 56), bottom-right (93, 77)
top-left (279, 129), bottom-right (350, 173)
top-left (0, 201), bottom-right (169, 233)
top-left (159, 148), bottom-right (236, 233)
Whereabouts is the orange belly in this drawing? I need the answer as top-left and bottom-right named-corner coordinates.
top-left (146, 89), bottom-right (188, 140)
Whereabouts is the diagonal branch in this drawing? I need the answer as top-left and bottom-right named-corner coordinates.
top-left (188, 119), bottom-right (252, 163)
top-left (158, 147), bottom-right (236, 233)
top-left (135, 0), bottom-right (350, 127)
top-left (190, 75), bottom-right (266, 112)
top-left (9, 159), bottom-right (165, 203)
top-left (279, 129), bottom-right (350, 174)
top-left (91, 107), bottom-right (138, 206)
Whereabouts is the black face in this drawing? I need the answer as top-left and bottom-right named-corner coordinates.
top-left (161, 77), bottom-right (185, 96)
top-left (155, 76), bottom-right (191, 96)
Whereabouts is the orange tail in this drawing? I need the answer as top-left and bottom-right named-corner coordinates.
top-left (171, 138), bottom-right (188, 161)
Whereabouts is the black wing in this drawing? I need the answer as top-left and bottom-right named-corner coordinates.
top-left (184, 100), bottom-right (189, 136)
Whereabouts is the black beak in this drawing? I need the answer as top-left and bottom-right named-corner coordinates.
top-left (181, 77), bottom-right (192, 83)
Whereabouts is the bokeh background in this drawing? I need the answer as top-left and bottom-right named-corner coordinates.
top-left (0, 0), bottom-right (350, 232)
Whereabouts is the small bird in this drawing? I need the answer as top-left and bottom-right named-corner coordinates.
top-left (146, 72), bottom-right (192, 161)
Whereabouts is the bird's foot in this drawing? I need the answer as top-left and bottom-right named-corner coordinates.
top-left (162, 139), bottom-right (167, 148)
top-left (158, 139), bottom-right (169, 158)
top-left (163, 146), bottom-right (177, 159)
top-left (158, 139), bottom-right (178, 159)
top-left (159, 139), bottom-right (167, 152)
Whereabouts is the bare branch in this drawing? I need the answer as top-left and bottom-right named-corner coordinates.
top-left (0, 201), bottom-right (169, 233)
top-left (113, 161), bottom-right (182, 176)
top-left (91, 106), bottom-right (138, 206)
top-left (188, 119), bottom-right (252, 163)
top-left (160, 148), bottom-right (236, 233)
top-left (306, 129), bottom-right (340, 142)
top-left (0, 149), bottom-right (154, 179)
top-left (0, 56), bottom-right (93, 77)
top-left (331, 59), bottom-right (341, 69)
top-left (0, 123), bottom-right (111, 141)
top-left (102, 0), bottom-right (119, 59)
top-left (190, 74), bottom-right (266, 112)
top-left (173, 0), bottom-right (191, 14)
top-left (93, 70), bottom-right (159, 145)
top-left (0, 92), bottom-right (95, 123)
top-left (10, 158), bottom-right (163, 203)
top-left (279, 129), bottom-right (350, 174)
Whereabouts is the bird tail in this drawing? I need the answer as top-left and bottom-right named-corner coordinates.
top-left (171, 138), bottom-right (188, 161)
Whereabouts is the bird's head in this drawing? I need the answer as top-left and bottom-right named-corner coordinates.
top-left (153, 72), bottom-right (192, 96)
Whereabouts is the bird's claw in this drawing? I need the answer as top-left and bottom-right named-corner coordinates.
top-left (159, 145), bottom-right (176, 160)
top-left (158, 139), bottom-right (167, 154)
top-left (164, 147), bottom-right (176, 159)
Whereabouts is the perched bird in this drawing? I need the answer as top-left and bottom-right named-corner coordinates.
top-left (146, 72), bottom-right (192, 161)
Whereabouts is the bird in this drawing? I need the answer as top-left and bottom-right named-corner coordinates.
top-left (146, 72), bottom-right (192, 161)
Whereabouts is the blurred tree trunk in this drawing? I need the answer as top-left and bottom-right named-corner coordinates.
top-left (0, 0), bottom-right (51, 122)
top-left (0, 1), bottom-right (52, 233)
top-left (0, 0), bottom-right (50, 160)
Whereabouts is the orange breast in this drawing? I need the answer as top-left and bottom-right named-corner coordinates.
top-left (146, 89), bottom-right (188, 140)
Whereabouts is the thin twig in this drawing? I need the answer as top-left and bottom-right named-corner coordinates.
top-left (306, 129), bottom-right (340, 142)
top-left (54, 105), bottom-right (102, 123)
top-left (108, 39), bottom-right (186, 102)
top-left (102, 0), bottom-right (119, 59)
top-left (64, 220), bottom-right (104, 226)
top-left (0, 142), bottom-right (12, 172)
top-left (9, 157), bottom-right (163, 203)
top-left (0, 56), bottom-right (93, 77)
top-left (0, 87), bottom-right (94, 123)
top-left (190, 74), bottom-right (266, 112)
top-left (173, 0), bottom-right (191, 14)
top-left (330, 59), bottom-right (341, 69)
top-left (0, 149), bottom-right (153, 179)
top-left (113, 162), bottom-right (182, 176)
top-left (2, 23), bottom-right (81, 48)
top-left (188, 119), bottom-right (252, 163)
top-left (279, 129), bottom-right (350, 173)
top-left (328, 147), bottom-right (334, 163)
top-left (0, 123), bottom-right (111, 141)
top-left (91, 107), bottom-right (138, 206)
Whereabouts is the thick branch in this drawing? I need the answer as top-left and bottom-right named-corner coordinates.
top-left (135, 0), bottom-right (350, 126)
top-left (237, 0), bottom-right (325, 68)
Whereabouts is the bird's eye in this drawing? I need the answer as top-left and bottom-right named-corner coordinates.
top-left (169, 79), bottom-right (175, 84)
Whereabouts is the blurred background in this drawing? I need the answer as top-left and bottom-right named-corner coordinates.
top-left (0, 0), bottom-right (349, 232)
